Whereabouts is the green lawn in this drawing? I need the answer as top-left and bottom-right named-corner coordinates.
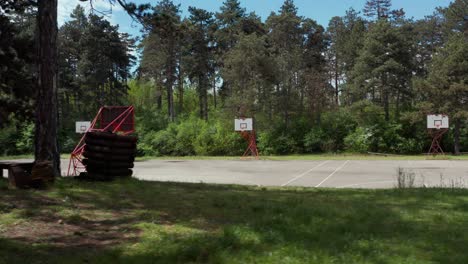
top-left (137, 154), bottom-right (468, 161)
top-left (137, 153), bottom-right (468, 161)
top-left (1, 153), bottom-right (467, 161)
top-left (1, 178), bottom-right (468, 263)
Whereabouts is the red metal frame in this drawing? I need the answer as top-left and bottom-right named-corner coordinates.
top-left (240, 130), bottom-right (259, 160)
top-left (427, 128), bottom-right (448, 155)
top-left (67, 106), bottom-right (135, 176)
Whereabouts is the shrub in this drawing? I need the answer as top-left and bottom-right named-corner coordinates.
top-left (144, 126), bottom-right (178, 156)
top-left (15, 122), bottom-right (34, 154)
top-left (0, 120), bottom-right (18, 155)
top-left (319, 109), bottom-right (357, 152)
top-left (257, 131), bottom-right (275, 155)
top-left (303, 128), bottom-right (325, 153)
top-left (344, 127), bottom-right (371, 153)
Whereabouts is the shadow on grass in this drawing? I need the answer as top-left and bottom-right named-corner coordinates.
top-left (1, 178), bottom-right (468, 263)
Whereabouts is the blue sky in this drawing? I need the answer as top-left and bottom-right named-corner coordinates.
top-left (58, 0), bottom-right (452, 64)
top-left (59, 0), bottom-right (452, 34)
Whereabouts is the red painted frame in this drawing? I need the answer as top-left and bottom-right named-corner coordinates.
top-left (240, 130), bottom-right (259, 160)
top-left (67, 106), bottom-right (135, 176)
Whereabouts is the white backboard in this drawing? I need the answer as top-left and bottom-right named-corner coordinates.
top-left (235, 118), bottom-right (253, 131)
top-left (76, 121), bottom-right (91, 133)
top-left (427, 114), bottom-right (449, 129)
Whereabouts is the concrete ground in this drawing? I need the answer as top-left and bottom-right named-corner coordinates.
top-left (130, 159), bottom-right (468, 188)
top-left (3, 159), bottom-right (468, 189)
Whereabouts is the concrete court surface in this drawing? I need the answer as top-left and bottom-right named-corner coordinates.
top-left (132, 159), bottom-right (468, 189)
top-left (2, 159), bottom-right (468, 189)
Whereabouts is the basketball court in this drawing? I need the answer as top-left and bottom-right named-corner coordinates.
top-left (1, 158), bottom-right (467, 189)
top-left (4, 113), bottom-right (464, 189)
top-left (131, 159), bottom-right (468, 189)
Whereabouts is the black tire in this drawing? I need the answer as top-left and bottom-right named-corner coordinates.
top-left (85, 145), bottom-right (137, 155)
top-left (85, 137), bottom-right (136, 149)
top-left (84, 145), bottom-right (112, 153)
top-left (84, 159), bottom-right (134, 169)
top-left (86, 132), bottom-right (138, 143)
top-left (86, 164), bottom-right (134, 173)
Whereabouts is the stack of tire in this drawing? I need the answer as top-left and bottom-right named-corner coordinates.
top-left (81, 131), bottom-right (137, 181)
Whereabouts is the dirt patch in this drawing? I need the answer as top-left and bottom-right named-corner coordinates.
top-left (0, 192), bottom-right (141, 249)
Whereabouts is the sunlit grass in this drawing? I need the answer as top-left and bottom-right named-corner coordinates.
top-left (1, 177), bottom-right (468, 263)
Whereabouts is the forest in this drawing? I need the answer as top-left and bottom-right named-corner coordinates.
top-left (0, 0), bottom-right (467, 157)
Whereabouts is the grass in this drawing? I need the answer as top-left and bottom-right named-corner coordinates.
top-left (137, 153), bottom-right (468, 161)
top-left (1, 177), bottom-right (468, 263)
top-left (1, 153), bottom-right (467, 161)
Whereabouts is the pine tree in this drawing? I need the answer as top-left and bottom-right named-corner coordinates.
top-left (222, 34), bottom-right (275, 117)
top-left (349, 19), bottom-right (413, 120)
top-left (58, 5), bottom-right (87, 116)
top-left (36, 0), bottom-right (60, 177)
top-left (0, 7), bottom-right (35, 125)
top-left (326, 16), bottom-right (345, 105)
top-left (266, 0), bottom-right (303, 127)
top-left (363, 0), bottom-right (392, 20)
top-left (416, 34), bottom-right (468, 154)
top-left (185, 7), bottom-right (215, 120)
top-left (214, 0), bottom-right (247, 102)
top-left (142, 0), bottom-right (182, 121)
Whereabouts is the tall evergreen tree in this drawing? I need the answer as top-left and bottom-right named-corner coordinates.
top-left (58, 5), bottom-right (87, 116)
top-left (141, 0), bottom-right (182, 121)
top-left (0, 7), bottom-right (35, 125)
top-left (185, 7), bottom-right (215, 120)
top-left (415, 34), bottom-right (468, 154)
top-left (326, 16), bottom-right (345, 105)
top-left (222, 34), bottom-right (276, 117)
top-left (36, 0), bottom-right (60, 176)
top-left (350, 19), bottom-right (413, 120)
top-left (363, 0), bottom-right (392, 20)
top-left (302, 19), bottom-right (330, 120)
top-left (266, 0), bottom-right (303, 126)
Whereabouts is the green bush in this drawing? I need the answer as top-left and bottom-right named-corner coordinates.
top-left (317, 109), bottom-right (357, 152)
top-left (344, 127), bottom-right (371, 153)
top-left (257, 131), bottom-right (275, 155)
top-left (257, 129), bottom-right (298, 155)
top-left (175, 115), bottom-right (202, 156)
top-left (304, 128), bottom-right (325, 153)
top-left (0, 120), bottom-right (18, 155)
top-left (138, 114), bottom-right (245, 157)
top-left (143, 127), bottom-right (178, 156)
top-left (15, 122), bottom-right (34, 154)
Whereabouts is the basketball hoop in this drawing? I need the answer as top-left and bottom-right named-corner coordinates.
top-left (234, 118), bottom-right (259, 159)
top-left (426, 114), bottom-right (449, 155)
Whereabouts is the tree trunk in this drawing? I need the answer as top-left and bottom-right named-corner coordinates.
top-left (454, 119), bottom-right (461, 155)
top-left (156, 84), bottom-right (162, 110)
top-left (334, 57), bottom-right (339, 106)
top-left (36, 0), bottom-right (60, 177)
top-left (166, 66), bottom-right (175, 122)
top-left (166, 81), bottom-right (174, 121)
top-left (383, 89), bottom-right (389, 121)
top-left (203, 77), bottom-right (208, 121)
top-left (382, 74), bottom-right (389, 121)
top-left (198, 76), bottom-right (204, 120)
top-left (177, 64), bottom-right (184, 113)
top-left (395, 89), bottom-right (400, 119)
top-left (213, 77), bottom-right (217, 109)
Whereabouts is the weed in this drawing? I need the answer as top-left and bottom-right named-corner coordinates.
top-left (396, 167), bottom-right (416, 188)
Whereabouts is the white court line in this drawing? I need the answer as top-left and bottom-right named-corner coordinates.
top-left (339, 180), bottom-right (396, 188)
top-left (315, 160), bottom-right (349, 187)
top-left (281, 160), bottom-right (330, 186)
